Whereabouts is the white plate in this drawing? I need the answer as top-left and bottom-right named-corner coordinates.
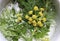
top-left (0, 0), bottom-right (60, 41)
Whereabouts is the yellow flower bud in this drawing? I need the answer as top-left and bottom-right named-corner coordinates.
top-left (25, 15), bottom-right (29, 19)
top-left (33, 23), bottom-right (37, 26)
top-left (32, 20), bottom-right (36, 24)
top-left (32, 15), bottom-right (37, 19)
top-left (37, 21), bottom-right (41, 25)
top-left (28, 10), bottom-right (33, 15)
top-left (39, 12), bottom-right (44, 16)
top-left (28, 17), bottom-right (33, 22)
top-left (34, 6), bottom-right (39, 11)
top-left (42, 17), bottom-right (47, 22)
top-left (40, 8), bottom-right (44, 11)
top-left (37, 21), bottom-right (43, 27)
top-left (39, 23), bottom-right (43, 27)
top-left (18, 17), bottom-right (22, 21)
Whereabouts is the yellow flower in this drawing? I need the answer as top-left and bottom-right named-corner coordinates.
top-left (25, 15), bottom-right (29, 19)
top-left (18, 17), bottom-right (22, 21)
top-left (32, 15), bottom-right (37, 19)
top-left (34, 6), bottom-right (39, 11)
top-left (42, 17), bottom-right (47, 22)
top-left (39, 12), bottom-right (44, 16)
top-left (37, 21), bottom-right (43, 27)
top-left (28, 10), bottom-right (33, 15)
top-left (33, 23), bottom-right (37, 26)
top-left (32, 20), bottom-right (36, 24)
top-left (40, 8), bottom-right (44, 11)
top-left (32, 20), bottom-right (37, 26)
top-left (28, 17), bottom-right (33, 22)
top-left (16, 14), bottom-right (21, 17)
top-left (39, 23), bottom-right (43, 27)
top-left (37, 21), bottom-right (41, 24)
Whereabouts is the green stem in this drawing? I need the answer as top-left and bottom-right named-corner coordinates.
top-left (13, 36), bottom-right (18, 41)
top-left (21, 34), bottom-right (32, 41)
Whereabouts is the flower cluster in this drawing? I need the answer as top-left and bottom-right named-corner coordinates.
top-left (25, 6), bottom-right (47, 27)
top-left (0, 0), bottom-right (55, 41)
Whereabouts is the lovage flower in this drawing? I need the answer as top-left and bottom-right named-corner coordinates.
top-left (34, 6), bottom-right (39, 11)
top-left (28, 10), bottom-right (33, 15)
